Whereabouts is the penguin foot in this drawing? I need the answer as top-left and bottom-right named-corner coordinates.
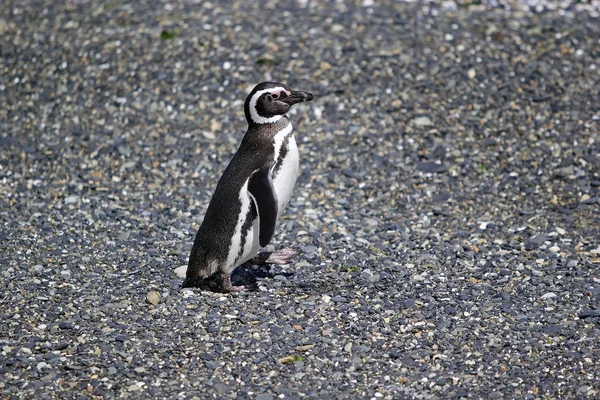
top-left (221, 272), bottom-right (246, 293)
top-left (251, 248), bottom-right (296, 265)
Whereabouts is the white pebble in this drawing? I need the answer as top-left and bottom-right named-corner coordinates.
top-left (174, 266), bottom-right (187, 278)
top-left (64, 195), bottom-right (79, 204)
top-left (19, 347), bottom-right (32, 356)
top-left (313, 107), bottom-right (322, 119)
top-left (181, 289), bottom-right (195, 298)
top-left (37, 362), bottom-right (51, 371)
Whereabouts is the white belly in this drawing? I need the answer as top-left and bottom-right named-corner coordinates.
top-left (272, 134), bottom-right (299, 217)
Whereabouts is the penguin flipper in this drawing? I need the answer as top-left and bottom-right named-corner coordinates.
top-left (248, 165), bottom-right (278, 247)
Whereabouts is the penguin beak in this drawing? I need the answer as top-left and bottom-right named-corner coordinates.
top-left (282, 90), bottom-right (314, 105)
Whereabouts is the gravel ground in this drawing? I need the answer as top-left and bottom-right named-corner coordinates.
top-left (1, 0), bottom-right (600, 399)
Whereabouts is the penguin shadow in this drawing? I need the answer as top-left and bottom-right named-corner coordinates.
top-left (230, 262), bottom-right (295, 291)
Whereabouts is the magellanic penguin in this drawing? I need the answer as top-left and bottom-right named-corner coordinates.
top-left (181, 82), bottom-right (314, 293)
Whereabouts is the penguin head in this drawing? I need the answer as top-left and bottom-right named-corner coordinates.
top-left (244, 82), bottom-right (314, 124)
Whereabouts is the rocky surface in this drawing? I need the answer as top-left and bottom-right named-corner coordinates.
top-left (1, 0), bottom-right (599, 398)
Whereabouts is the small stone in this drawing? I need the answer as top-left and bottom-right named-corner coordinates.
top-left (19, 347), bottom-right (32, 356)
top-left (214, 383), bottom-right (231, 395)
top-left (528, 235), bottom-right (549, 247)
top-left (146, 291), bottom-right (161, 305)
top-left (580, 194), bottom-right (590, 203)
top-left (37, 362), bottom-right (50, 371)
top-left (579, 309), bottom-right (600, 319)
top-left (210, 121), bottom-right (222, 132)
top-left (321, 294), bottom-right (331, 304)
top-left (63, 20), bottom-right (79, 29)
top-left (541, 292), bottom-right (557, 300)
top-left (295, 344), bottom-right (315, 352)
top-left (202, 131), bottom-right (216, 140)
top-left (578, 386), bottom-right (590, 394)
top-left (174, 266), bottom-right (187, 278)
top-left (319, 61), bottom-right (332, 71)
top-left (64, 195), bottom-right (79, 204)
top-left (53, 343), bottom-right (68, 351)
top-left (361, 268), bottom-right (380, 283)
top-left (412, 116), bottom-right (433, 127)
top-left (58, 322), bottom-right (73, 330)
top-left (417, 162), bottom-right (447, 173)
top-left (255, 394), bottom-right (274, 400)
top-left (467, 68), bottom-right (476, 79)
top-left (313, 107), bottom-right (322, 119)
top-left (115, 335), bottom-right (128, 342)
top-left (549, 245), bottom-right (560, 253)
top-left (127, 384), bottom-right (141, 392)
top-left (117, 231), bottom-right (130, 241)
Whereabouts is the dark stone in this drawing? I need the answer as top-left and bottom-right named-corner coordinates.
top-left (389, 348), bottom-right (402, 359)
top-left (527, 235), bottom-right (549, 249)
top-left (579, 309), bottom-right (600, 319)
top-left (404, 299), bottom-right (416, 308)
top-left (417, 162), bottom-right (448, 174)
top-left (58, 322), bottom-right (73, 330)
top-left (432, 192), bottom-right (451, 202)
top-left (53, 343), bottom-right (69, 351)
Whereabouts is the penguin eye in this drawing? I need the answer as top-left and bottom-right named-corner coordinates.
top-left (271, 93), bottom-right (279, 99)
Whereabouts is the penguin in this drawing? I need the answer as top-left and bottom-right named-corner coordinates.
top-left (179, 82), bottom-right (314, 293)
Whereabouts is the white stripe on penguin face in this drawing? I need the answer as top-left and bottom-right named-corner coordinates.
top-left (248, 87), bottom-right (291, 124)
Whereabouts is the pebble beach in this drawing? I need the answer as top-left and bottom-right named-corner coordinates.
top-left (1, 0), bottom-right (599, 398)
